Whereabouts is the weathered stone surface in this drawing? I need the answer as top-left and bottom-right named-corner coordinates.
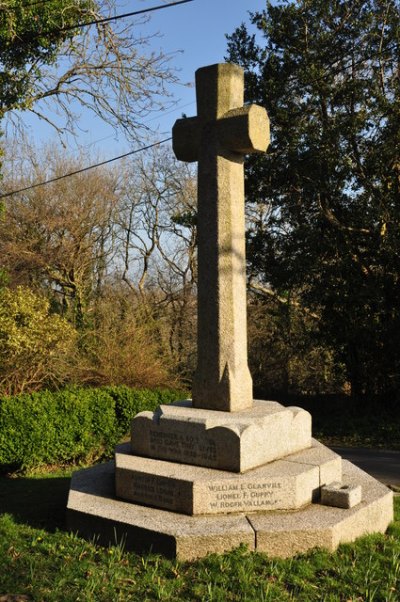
top-left (131, 400), bottom-right (312, 472)
top-left (116, 441), bottom-right (342, 514)
top-left (285, 439), bottom-right (342, 488)
top-left (68, 459), bottom-right (393, 560)
top-left (67, 460), bottom-right (255, 560)
top-left (247, 461), bottom-right (393, 558)
top-left (321, 482), bottom-right (362, 509)
top-left (172, 63), bottom-right (269, 412)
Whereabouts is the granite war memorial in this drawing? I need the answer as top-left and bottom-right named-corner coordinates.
top-left (67, 63), bottom-right (393, 560)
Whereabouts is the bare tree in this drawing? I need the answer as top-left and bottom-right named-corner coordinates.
top-left (0, 145), bottom-right (120, 328)
top-left (117, 147), bottom-right (197, 380)
top-left (0, 143), bottom-right (198, 387)
top-left (78, 280), bottom-right (177, 389)
top-left (2, 0), bottom-right (180, 142)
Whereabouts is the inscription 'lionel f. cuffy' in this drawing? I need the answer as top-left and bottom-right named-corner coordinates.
top-left (173, 63), bottom-right (270, 412)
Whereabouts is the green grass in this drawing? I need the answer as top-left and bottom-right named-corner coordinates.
top-left (0, 469), bottom-right (399, 601)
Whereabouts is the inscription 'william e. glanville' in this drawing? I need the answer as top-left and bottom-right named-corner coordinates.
top-left (207, 480), bottom-right (283, 512)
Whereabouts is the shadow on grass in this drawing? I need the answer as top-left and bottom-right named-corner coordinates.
top-left (0, 473), bottom-right (71, 532)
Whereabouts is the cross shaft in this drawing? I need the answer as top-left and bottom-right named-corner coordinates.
top-left (173, 63), bottom-right (269, 412)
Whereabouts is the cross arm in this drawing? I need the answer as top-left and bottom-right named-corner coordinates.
top-left (172, 116), bottom-right (201, 163)
top-left (217, 105), bottom-right (270, 155)
top-left (172, 104), bottom-right (269, 163)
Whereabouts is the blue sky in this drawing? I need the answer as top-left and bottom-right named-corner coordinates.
top-left (146, 0), bottom-right (264, 133)
top-left (16, 0), bottom-right (266, 158)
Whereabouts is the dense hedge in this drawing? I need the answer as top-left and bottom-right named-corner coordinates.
top-left (0, 386), bottom-right (186, 472)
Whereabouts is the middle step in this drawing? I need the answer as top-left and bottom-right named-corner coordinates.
top-left (115, 440), bottom-right (342, 516)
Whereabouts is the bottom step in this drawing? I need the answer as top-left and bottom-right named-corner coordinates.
top-left (67, 458), bottom-right (393, 560)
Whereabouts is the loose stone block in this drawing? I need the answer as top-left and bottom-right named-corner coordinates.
top-left (131, 400), bottom-right (312, 472)
top-left (321, 482), bottom-right (362, 509)
top-left (116, 442), bottom-right (337, 515)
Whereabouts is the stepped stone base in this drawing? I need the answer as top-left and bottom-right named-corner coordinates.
top-left (249, 461), bottom-right (393, 558)
top-left (115, 440), bottom-right (341, 515)
top-left (67, 457), bottom-right (393, 561)
top-left (131, 400), bottom-right (311, 472)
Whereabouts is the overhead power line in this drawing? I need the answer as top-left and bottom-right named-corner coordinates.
top-left (12, 0), bottom-right (195, 39)
top-left (0, 137), bottom-right (172, 200)
top-left (82, 100), bottom-right (195, 150)
top-left (63, 0), bottom-right (194, 34)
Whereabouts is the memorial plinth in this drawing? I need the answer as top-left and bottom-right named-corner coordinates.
top-left (131, 400), bottom-right (311, 472)
top-left (67, 62), bottom-right (394, 560)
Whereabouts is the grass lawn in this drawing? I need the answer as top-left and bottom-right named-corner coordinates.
top-left (0, 468), bottom-right (399, 601)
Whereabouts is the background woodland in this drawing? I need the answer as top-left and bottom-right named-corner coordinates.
top-left (0, 0), bottom-right (399, 405)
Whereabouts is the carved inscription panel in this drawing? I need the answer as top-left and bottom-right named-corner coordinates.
top-left (206, 481), bottom-right (284, 513)
top-left (131, 473), bottom-right (177, 509)
top-left (124, 471), bottom-right (291, 515)
top-left (149, 430), bottom-right (218, 464)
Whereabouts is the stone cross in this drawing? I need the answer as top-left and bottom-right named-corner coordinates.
top-left (173, 63), bottom-right (270, 412)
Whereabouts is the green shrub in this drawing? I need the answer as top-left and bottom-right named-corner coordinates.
top-left (105, 385), bottom-right (187, 437)
top-left (0, 386), bottom-right (185, 472)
